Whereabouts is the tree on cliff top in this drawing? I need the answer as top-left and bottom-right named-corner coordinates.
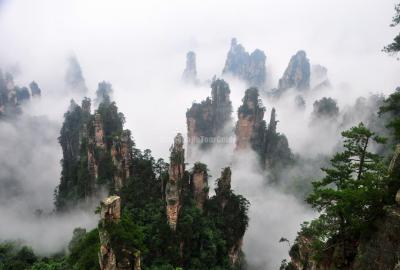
top-left (306, 123), bottom-right (387, 266)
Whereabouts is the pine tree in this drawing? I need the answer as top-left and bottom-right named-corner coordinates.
top-left (306, 123), bottom-right (387, 265)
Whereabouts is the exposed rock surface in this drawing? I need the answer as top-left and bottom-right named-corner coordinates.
top-left (235, 88), bottom-right (292, 168)
top-left (55, 95), bottom-right (133, 211)
top-left (222, 38), bottom-right (266, 88)
top-left (186, 78), bottom-right (232, 152)
top-left (111, 130), bottom-right (133, 191)
top-left (98, 196), bottom-right (141, 270)
top-left (182, 51), bottom-right (198, 84)
top-left (165, 133), bottom-right (185, 230)
top-left (191, 162), bottom-right (208, 210)
top-left (236, 87), bottom-right (266, 150)
top-left (277, 50), bottom-right (310, 92)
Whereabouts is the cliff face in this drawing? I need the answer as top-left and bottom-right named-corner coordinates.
top-left (236, 87), bottom-right (266, 150)
top-left (165, 133), bottom-right (185, 230)
top-left (111, 130), bottom-right (133, 191)
top-left (0, 70), bottom-right (40, 118)
top-left (214, 167), bottom-right (246, 266)
top-left (98, 196), bottom-right (141, 270)
top-left (191, 163), bottom-right (208, 211)
top-left (278, 50), bottom-right (310, 92)
top-left (186, 78), bottom-right (232, 152)
top-left (55, 91), bottom-right (134, 211)
top-left (235, 88), bottom-right (292, 169)
top-left (182, 51), bottom-right (198, 84)
top-left (222, 38), bottom-right (266, 89)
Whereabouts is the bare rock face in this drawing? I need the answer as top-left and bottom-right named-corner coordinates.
top-left (100, 195), bottom-right (121, 223)
top-left (95, 112), bottom-right (106, 149)
top-left (56, 96), bottom-right (133, 211)
top-left (186, 78), bottom-right (232, 152)
top-left (165, 133), bottom-right (185, 230)
top-left (98, 196), bottom-right (141, 270)
top-left (235, 88), bottom-right (266, 150)
top-left (235, 88), bottom-right (292, 169)
top-left (278, 50), bottom-right (310, 91)
top-left (222, 38), bottom-right (266, 88)
top-left (191, 163), bottom-right (208, 210)
top-left (99, 196), bottom-right (121, 270)
top-left (228, 238), bottom-right (243, 267)
top-left (182, 51), bottom-right (198, 84)
top-left (111, 130), bottom-right (133, 191)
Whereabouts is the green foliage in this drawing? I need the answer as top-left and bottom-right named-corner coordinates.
top-left (0, 243), bottom-right (37, 270)
top-left (67, 229), bottom-right (100, 270)
top-left (384, 3), bottom-right (400, 54)
top-left (55, 99), bottom-right (92, 211)
top-left (118, 150), bottom-right (249, 269)
top-left (304, 123), bottom-right (388, 265)
top-left (97, 101), bottom-right (125, 147)
top-left (55, 98), bottom-right (127, 211)
top-left (379, 88), bottom-right (400, 142)
top-left (103, 211), bottom-right (145, 262)
top-left (31, 257), bottom-right (67, 270)
top-left (312, 97), bottom-right (339, 119)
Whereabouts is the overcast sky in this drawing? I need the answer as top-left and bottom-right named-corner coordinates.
top-left (0, 0), bottom-right (399, 158)
top-left (0, 1), bottom-right (399, 267)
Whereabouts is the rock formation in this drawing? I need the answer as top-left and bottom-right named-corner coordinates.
top-left (311, 64), bottom-right (331, 91)
top-left (277, 50), bottom-right (310, 93)
top-left (213, 167), bottom-right (247, 266)
top-left (182, 51), bottom-right (198, 84)
top-left (0, 70), bottom-right (39, 118)
top-left (95, 112), bottom-right (106, 149)
top-left (222, 38), bottom-right (266, 88)
top-left (65, 55), bottom-right (88, 95)
top-left (165, 133), bottom-right (185, 230)
top-left (98, 196), bottom-right (141, 270)
top-left (215, 167), bottom-right (232, 210)
top-left (95, 81), bottom-right (113, 106)
top-left (235, 87), bottom-right (266, 150)
top-left (191, 162), bottom-right (208, 211)
top-left (235, 88), bottom-right (292, 169)
top-left (55, 95), bottom-right (133, 211)
top-left (311, 97), bottom-right (339, 120)
top-left (29, 81), bottom-right (41, 97)
top-left (186, 78), bottom-right (232, 152)
top-left (111, 130), bottom-right (133, 191)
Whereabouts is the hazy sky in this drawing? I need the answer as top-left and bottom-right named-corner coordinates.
top-left (0, 0), bottom-right (399, 158)
top-left (0, 1), bottom-right (399, 268)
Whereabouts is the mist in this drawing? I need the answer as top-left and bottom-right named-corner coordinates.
top-left (0, 0), bottom-right (399, 268)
